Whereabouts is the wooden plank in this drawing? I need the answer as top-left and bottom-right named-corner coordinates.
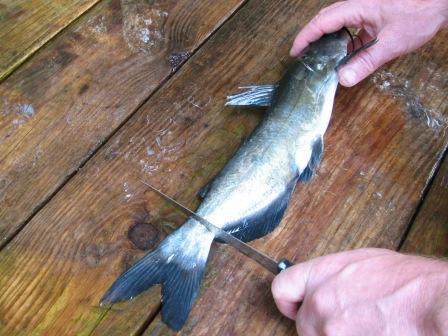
top-left (0, 0), bottom-right (102, 81)
top-left (400, 152), bottom-right (448, 257)
top-left (0, 1), bottom-right (446, 336)
top-left (0, 0), bottom-right (246, 245)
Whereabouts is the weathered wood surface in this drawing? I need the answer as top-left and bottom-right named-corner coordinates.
top-left (400, 153), bottom-right (448, 257)
top-left (0, 0), bottom-right (446, 335)
top-left (0, 0), bottom-right (246, 245)
top-left (0, 0), bottom-right (102, 81)
top-left (140, 2), bottom-right (448, 333)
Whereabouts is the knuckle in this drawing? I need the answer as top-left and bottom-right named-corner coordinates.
top-left (356, 247), bottom-right (381, 254)
top-left (317, 8), bottom-right (326, 15)
top-left (308, 289), bottom-right (333, 315)
top-left (310, 13), bottom-right (324, 32)
top-left (319, 1), bottom-right (344, 15)
top-left (339, 262), bottom-right (360, 278)
top-left (322, 320), bottom-right (346, 336)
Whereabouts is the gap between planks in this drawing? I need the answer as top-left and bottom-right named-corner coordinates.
top-left (0, 0), bottom-right (250, 253)
top-left (133, 306), bottom-right (162, 336)
top-left (81, 2), bottom-right (253, 333)
top-left (0, 0), bottom-right (107, 248)
top-left (2, 1), bottom-right (445, 333)
top-left (397, 145), bottom-right (448, 251)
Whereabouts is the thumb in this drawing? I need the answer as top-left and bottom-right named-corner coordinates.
top-left (338, 32), bottom-right (399, 87)
top-left (271, 260), bottom-right (314, 320)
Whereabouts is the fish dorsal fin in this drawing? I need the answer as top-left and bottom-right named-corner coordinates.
top-left (298, 136), bottom-right (324, 182)
top-left (226, 84), bottom-right (278, 107)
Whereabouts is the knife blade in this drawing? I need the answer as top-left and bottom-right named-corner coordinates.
top-left (140, 180), bottom-right (292, 274)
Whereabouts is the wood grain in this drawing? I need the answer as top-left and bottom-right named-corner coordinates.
top-left (0, 0), bottom-right (446, 335)
top-left (0, 0), bottom-right (101, 81)
top-left (0, 0), bottom-right (245, 245)
top-left (137, 1), bottom-right (447, 334)
top-left (400, 152), bottom-right (448, 257)
top-left (141, 40), bottom-right (448, 336)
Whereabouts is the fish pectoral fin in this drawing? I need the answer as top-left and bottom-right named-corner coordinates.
top-left (298, 136), bottom-right (324, 182)
top-left (225, 84), bottom-right (279, 107)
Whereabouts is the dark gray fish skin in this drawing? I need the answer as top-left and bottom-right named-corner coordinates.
top-left (101, 30), bottom-right (349, 330)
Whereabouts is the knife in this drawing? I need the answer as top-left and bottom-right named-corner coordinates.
top-left (140, 180), bottom-right (293, 274)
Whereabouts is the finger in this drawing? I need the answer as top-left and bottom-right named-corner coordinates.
top-left (271, 248), bottom-right (392, 319)
top-left (271, 260), bottom-right (314, 319)
top-left (290, 1), bottom-right (364, 56)
top-left (296, 308), bottom-right (320, 336)
top-left (338, 30), bottom-right (400, 86)
top-left (351, 28), bottom-right (374, 52)
top-left (270, 251), bottom-right (357, 319)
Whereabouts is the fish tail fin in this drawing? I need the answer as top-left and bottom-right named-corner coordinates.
top-left (100, 221), bottom-right (213, 330)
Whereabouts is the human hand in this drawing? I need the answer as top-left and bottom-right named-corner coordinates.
top-left (290, 0), bottom-right (448, 87)
top-left (272, 248), bottom-right (448, 335)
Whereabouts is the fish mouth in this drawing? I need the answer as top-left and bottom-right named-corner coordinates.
top-left (336, 36), bottom-right (379, 69)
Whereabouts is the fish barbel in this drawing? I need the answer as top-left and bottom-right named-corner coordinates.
top-left (101, 30), bottom-right (350, 330)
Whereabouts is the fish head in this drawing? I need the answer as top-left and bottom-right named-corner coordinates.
top-left (298, 29), bottom-right (350, 72)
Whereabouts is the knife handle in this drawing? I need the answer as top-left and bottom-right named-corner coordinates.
top-left (277, 258), bottom-right (293, 273)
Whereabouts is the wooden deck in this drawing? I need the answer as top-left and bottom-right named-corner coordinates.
top-left (0, 1), bottom-right (446, 335)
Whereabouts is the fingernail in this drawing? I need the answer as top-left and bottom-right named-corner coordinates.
top-left (339, 68), bottom-right (357, 86)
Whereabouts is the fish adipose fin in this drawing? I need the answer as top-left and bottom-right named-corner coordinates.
top-left (225, 84), bottom-right (278, 107)
top-left (299, 136), bottom-right (324, 182)
top-left (100, 223), bottom-right (212, 331)
top-left (218, 179), bottom-right (297, 243)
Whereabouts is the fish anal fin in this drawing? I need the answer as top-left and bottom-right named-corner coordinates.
top-left (226, 84), bottom-right (279, 107)
top-left (298, 166), bottom-right (313, 182)
top-left (299, 136), bottom-right (324, 183)
top-left (216, 179), bottom-right (297, 243)
top-left (197, 182), bottom-right (212, 199)
top-left (197, 173), bottom-right (220, 199)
